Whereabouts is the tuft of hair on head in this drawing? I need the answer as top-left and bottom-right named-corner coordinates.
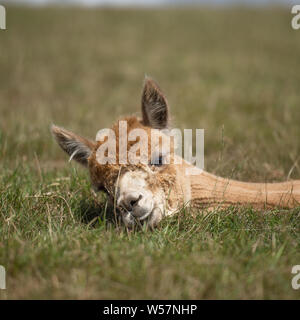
top-left (141, 76), bottom-right (169, 130)
top-left (51, 124), bottom-right (95, 167)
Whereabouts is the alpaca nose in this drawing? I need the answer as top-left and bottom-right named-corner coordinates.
top-left (119, 193), bottom-right (143, 212)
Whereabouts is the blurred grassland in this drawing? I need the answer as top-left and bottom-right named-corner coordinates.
top-left (1, 6), bottom-right (300, 180)
top-left (0, 6), bottom-right (300, 299)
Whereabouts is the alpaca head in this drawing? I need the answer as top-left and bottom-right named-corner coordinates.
top-left (52, 78), bottom-right (190, 228)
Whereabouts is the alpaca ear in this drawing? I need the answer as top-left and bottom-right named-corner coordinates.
top-left (51, 125), bottom-right (95, 167)
top-left (141, 77), bottom-right (169, 129)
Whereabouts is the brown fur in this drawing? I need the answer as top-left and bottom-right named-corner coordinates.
top-left (52, 77), bottom-right (300, 228)
top-left (88, 116), bottom-right (179, 210)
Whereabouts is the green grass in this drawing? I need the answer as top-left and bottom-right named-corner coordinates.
top-left (0, 6), bottom-right (300, 299)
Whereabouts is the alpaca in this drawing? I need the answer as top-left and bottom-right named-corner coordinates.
top-left (52, 77), bottom-right (300, 228)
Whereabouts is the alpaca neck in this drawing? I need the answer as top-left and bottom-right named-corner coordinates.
top-left (187, 169), bottom-right (300, 210)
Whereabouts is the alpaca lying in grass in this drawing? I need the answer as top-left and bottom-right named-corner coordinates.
top-left (52, 77), bottom-right (300, 228)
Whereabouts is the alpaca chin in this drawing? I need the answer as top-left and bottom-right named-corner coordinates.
top-left (117, 170), bottom-right (166, 228)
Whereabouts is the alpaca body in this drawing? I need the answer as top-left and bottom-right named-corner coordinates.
top-left (52, 77), bottom-right (300, 228)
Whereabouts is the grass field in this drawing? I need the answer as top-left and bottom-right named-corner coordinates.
top-left (0, 5), bottom-right (300, 299)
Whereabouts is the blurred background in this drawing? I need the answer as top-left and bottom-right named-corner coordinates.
top-left (4, 0), bottom-right (300, 6)
top-left (1, 0), bottom-right (300, 181)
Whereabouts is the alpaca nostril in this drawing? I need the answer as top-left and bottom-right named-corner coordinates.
top-left (122, 194), bottom-right (142, 211)
top-left (130, 199), bottom-right (137, 208)
top-left (130, 194), bottom-right (142, 208)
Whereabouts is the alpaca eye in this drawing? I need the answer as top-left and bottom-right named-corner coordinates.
top-left (150, 155), bottom-right (164, 167)
top-left (97, 185), bottom-right (107, 193)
